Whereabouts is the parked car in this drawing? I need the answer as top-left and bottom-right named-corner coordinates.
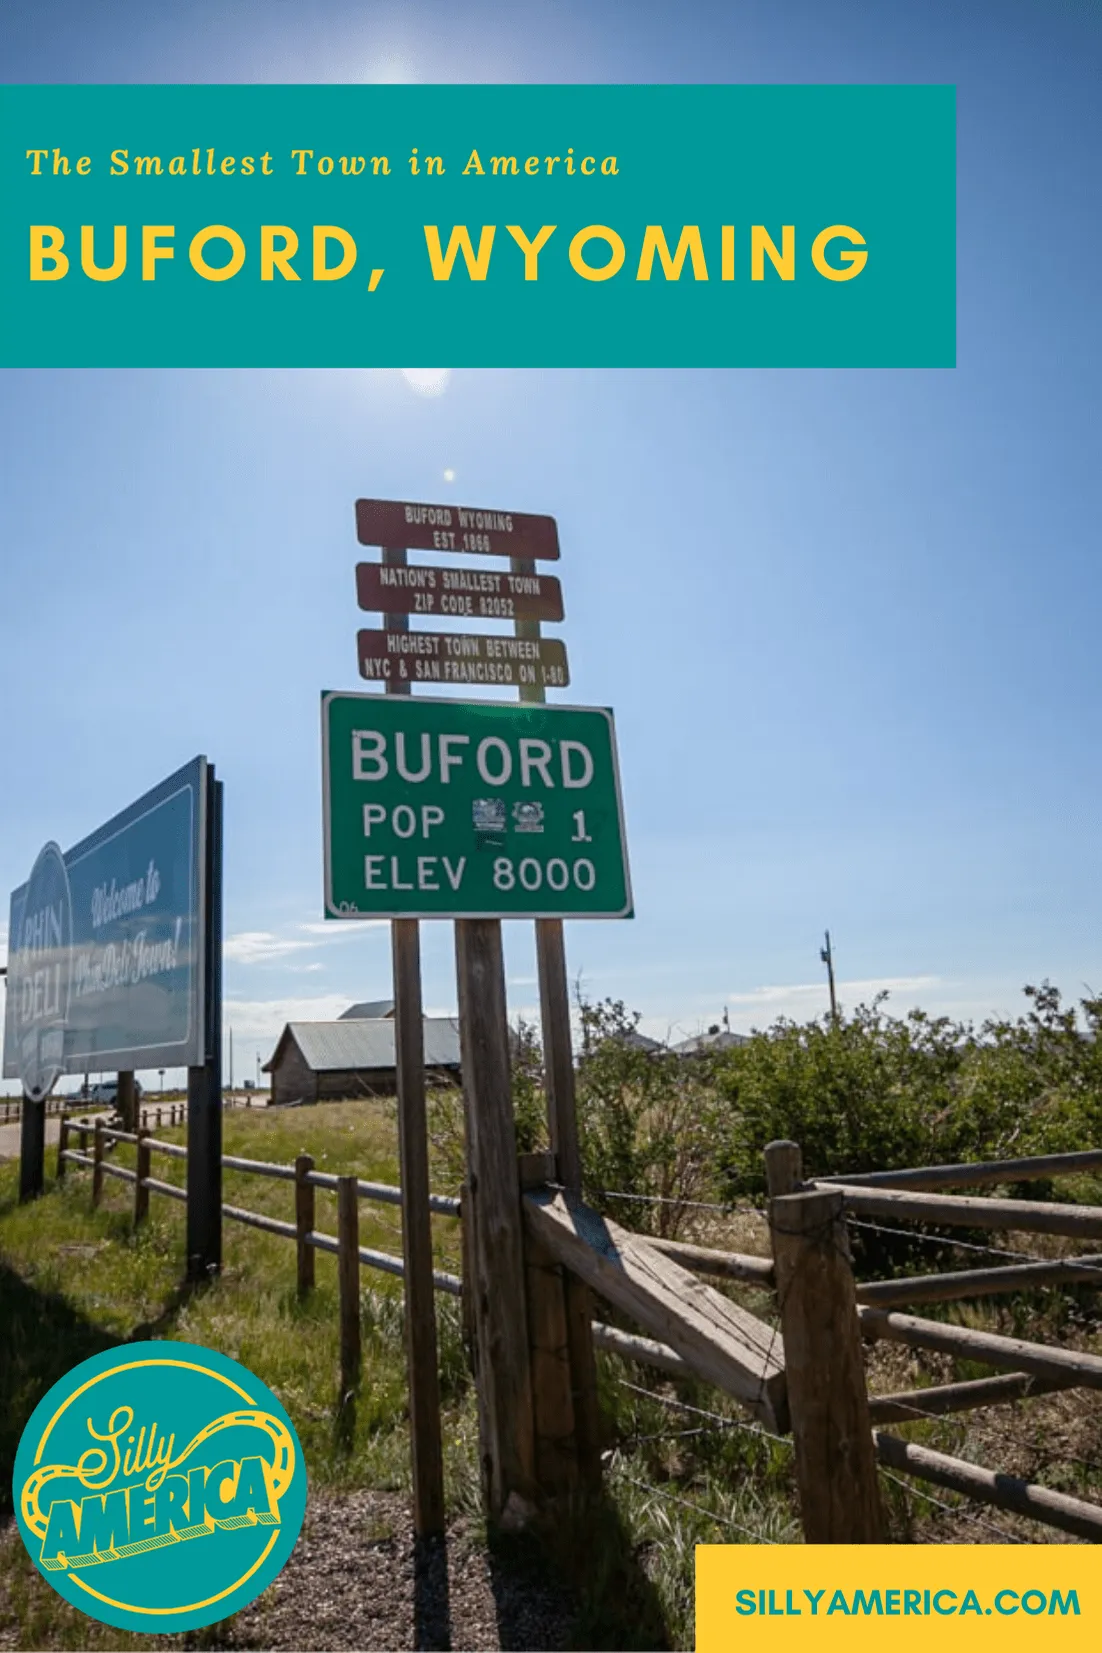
top-left (86, 1080), bottom-right (143, 1105)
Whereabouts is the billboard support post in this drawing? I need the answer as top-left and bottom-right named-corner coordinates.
top-left (117, 1071), bottom-right (136, 1133)
top-left (187, 767), bottom-right (223, 1282)
top-left (18, 1094), bottom-right (45, 1203)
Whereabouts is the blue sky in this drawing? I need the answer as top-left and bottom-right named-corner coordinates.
top-left (2, 1), bottom-right (1100, 1090)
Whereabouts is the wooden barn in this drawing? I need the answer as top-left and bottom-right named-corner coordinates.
top-left (262, 1017), bottom-right (462, 1105)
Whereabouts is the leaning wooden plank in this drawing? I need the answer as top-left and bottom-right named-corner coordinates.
top-left (638, 1235), bottom-right (775, 1286)
top-left (820, 1147), bottom-right (1102, 1192)
top-left (591, 1321), bottom-right (692, 1378)
top-left (860, 1306), bottom-right (1102, 1389)
top-left (858, 1253), bottom-right (1102, 1307)
top-left (523, 1188), bottom-right (787, 1430)
top-left (874, 1432), bottom-right (1102, 1541)
top-left (868, 1371), bottom-right (1076, 1424)
top-left (824, 1182), bottom-right (1102, 1241)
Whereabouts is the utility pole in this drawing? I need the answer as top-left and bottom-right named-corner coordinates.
top-left (820, 930), bottom-right (838, 1023)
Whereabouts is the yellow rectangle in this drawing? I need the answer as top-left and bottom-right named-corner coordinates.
top-left (696, 1545), bottom-right (1101, 1651)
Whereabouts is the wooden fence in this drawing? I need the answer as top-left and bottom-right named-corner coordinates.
top-left (570, 1139), bottom-right (1102, 1544)
top-left (57, 1115), bottom-right (461, 1398)
top-left (55, 1114), bottom-right (1102, 1544)
top-left (1, 1094), bottom-right (263, 1128)
top-left (2, 1095), bottom-right (73, 1124)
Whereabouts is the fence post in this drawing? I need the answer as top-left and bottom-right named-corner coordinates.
top-left (135, 1128), bottom-right (151, 1226)
top-left (92, 1118), bottom-right (105, 1208)
top-left (455, 917), bottom-right (537, 1521)
top-left (765, 1139), bottom-right (885, 1542)
top-left (57, 1117), bottom-right (69, 1181)
top-left (295, 1154), bottom-right (316, 1296)
top-left (337, 1175), bottom-right (361, 1399)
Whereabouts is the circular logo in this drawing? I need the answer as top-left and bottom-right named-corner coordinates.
top-left (12, 1341), bottom-right (307, 1634)
top-left (12, 840), bottom-right (73, 1100)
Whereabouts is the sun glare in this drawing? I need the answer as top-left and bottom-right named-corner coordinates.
top-left (400, 368), bottom-right (452, 396)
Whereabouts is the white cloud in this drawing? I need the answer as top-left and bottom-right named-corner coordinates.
top-left (224, 931), bottom-right (314, 963)
top-left (725, 975), bottom-right (941, 1027)
top-left (297, 920), bottom-right (388, 938)
top-left (224, 995), bottom-right (355, 1041)
top-left (224, 920), bottom-right (387, 964)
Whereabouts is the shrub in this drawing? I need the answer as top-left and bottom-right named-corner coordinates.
top-left (575, 998), bottom-right (722, 1236)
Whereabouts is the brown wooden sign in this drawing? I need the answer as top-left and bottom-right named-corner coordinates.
top-left (357, 562), bottom-right (564, 624)
top-left (358, 629), bottom-right (569, 690)
top-left (355, 498), bottom-right (560, 561)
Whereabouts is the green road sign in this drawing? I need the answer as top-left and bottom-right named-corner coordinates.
top-left (322, 692), bottom-right (632, 919)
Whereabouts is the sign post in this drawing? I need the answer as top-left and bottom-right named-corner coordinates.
top-left (382, 545), bottom-right (447, 1540)
top-left (18, 1092), bottom-right (46, 1202)
top-left (347, 495), bottom-right (630, 1521)
top-left (186, 764), bottom-right (223, 1282)
top-left (512, 553), bottom-right (603, 1489)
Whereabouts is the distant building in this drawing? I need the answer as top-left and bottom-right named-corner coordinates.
top-left (262, 1017), bottom-right (461, 1105)
top-left (672, 1029), bottom-right (748, 1056)
top-left (614, 1029), bottom-right (666, 1054)
top-left (338, 1000), bottom-right (395, 1020)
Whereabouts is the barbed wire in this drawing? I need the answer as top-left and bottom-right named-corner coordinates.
top-left (845, 1215), bottom-right (1047, 1263)
top-left (615, 1377), bottom-right (793, 1447)
top-left (592, 1188), bottom-right (742, 1214)
top-left (878, 1465), bottom-right (1026, 1544)
top-left (609, 1460), bottom-right (780, 1544)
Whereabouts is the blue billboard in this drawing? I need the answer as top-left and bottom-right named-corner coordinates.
top-left (3, 758), bottom-right (207, 1097)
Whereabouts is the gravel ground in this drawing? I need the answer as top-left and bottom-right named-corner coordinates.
top-left (0, 1490), bottom-right (577, 1653)
top-left (219, 1489), bottom-right (575, 1651)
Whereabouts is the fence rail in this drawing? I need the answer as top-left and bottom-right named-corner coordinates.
top-left (56, 1116), bottom-right (462, 1401)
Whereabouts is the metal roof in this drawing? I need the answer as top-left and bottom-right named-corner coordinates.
top-left (671, 1030), bottom-right (748, 1055)
top-left (339, 1000), bottom-right (395, 1020)
top-left (266, 1017), bottom-right (461, 1073)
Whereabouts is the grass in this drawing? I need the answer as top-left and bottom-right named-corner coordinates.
top-left (3, 1100), bottom-right (1102, 1651)
top-left (1, 1101), bottom-right (476, 1509)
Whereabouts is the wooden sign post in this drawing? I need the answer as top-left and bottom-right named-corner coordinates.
top-left (382, 546), bottom-right (447, 1540)
top-left (346, 495), bottom-right (629, 1523)
top-left (513, 554), bottom-right (601, 1489)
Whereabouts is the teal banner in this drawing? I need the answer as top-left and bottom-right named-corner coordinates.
top-left (0, 84), bottom-right (955, 367)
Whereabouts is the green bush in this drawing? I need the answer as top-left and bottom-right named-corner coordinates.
top-left (709, 983), bottom-right (1101, 1200)
top-left (575, 998), bottom-right (723, 1236)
